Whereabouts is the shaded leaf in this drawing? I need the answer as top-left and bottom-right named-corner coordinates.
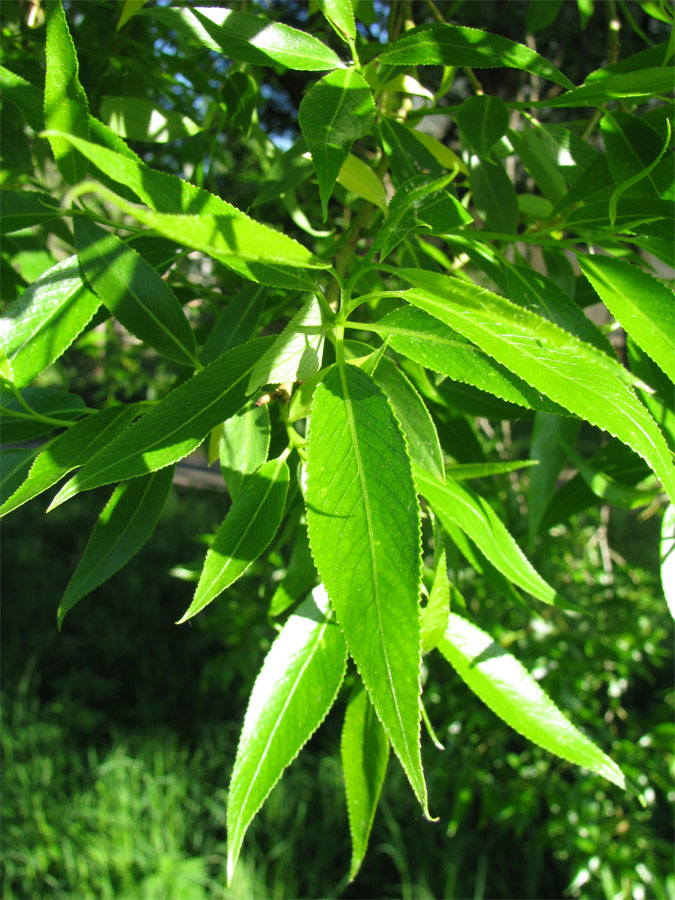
top-left (437, 614), bottom-right (626, 789)
top-left (468, 156), bottom-right (518, 234)
top-left (100, 96), bottom-right (201, 143)
top-left (456, 95), bottom-right (509, 159)
top-left (219, 404), bottom-right (270, 501)
top-left (538, 68), bottom-right (674, 107)
top-left (269, 522), bottom-right (317, 618)
top-left (421, 548), bottom-right (450, 654)
top-left (0, 447), bottom-right (40, 507)
top-left (221, 72), bottom-right (257, 135)
top-left (0, 387), bottom-right (88, 443)
top-left (201, 284), bottom-right (265, 365)
top-left (0, 190), bottom-right (62, 234)
top-left (226, 587), bottom-right (347, 883)
top-left (528, 413), bottom-right (580, 542)
top-left (58, 466), bottom-right (174, 626)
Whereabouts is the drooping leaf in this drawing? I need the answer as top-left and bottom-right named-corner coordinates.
top-left (299, 68), bottom-right (375, 218)
top-left (74, 217), bottom-right (199, 367)
top-left (578, 254), bottom-right (675, 384)
top-left (0, 447), bottom-right (41, 507)
top-left (456, 95), bottom-right (509, 159)
top-left (178, 454), bottom-right (289, 622)
top-left (201, 285), bottom-right (265, 365)
top-left (248, 296), bottom-right (326, 395)
top-left (536, 68), bottom-right (675, 107)
top-left (58, 466), bottom-right (174, 627)
top-left (364, 305), bottom-right (566, 414)
top-left (0, 256), bottom-right (100, 389)
top-left (0, 65), bottom-right (44, 132)
top-left (252, 139), bottom-right (314, 208)
top-left (306, 364), bottom-right (429, 815)
top-left (370, 355), bottom-right (445, 482)
top-left (446, 460), bottom-right (539, 480)
top-left (468, 156), bottom-right (519, 234)
top-left (0, 404), bottom-right (138, 518)
top-left (379, 23), bottom-right (574, 89)
top-left (48, 337), bottom-right (274, 508)
top-left (562, 439), bottom-right (661, 510)
top-left (415, 465), bottom-right (558, 605)
top-left (528, 413), bottom-right (580, 542)
top-left (221, 72), bottom-right (257, 135)
top-left (601, 111), bottom-right (669, 197)
top-left (337, 154), bottom-right (388, 214)
top-left (507, 125), bottom-right (568, 205)
top-left (144, 6), bottom-right (344, 71)
top-left (0, 387), bottom-right (88, 443)
top-left (437, 614), bottom-right (626, 789)
top-left (219, 404), bottom-right (270, 501)
top-left (44, 0), bottom-right (90, 183)
top-left (395, 269), bottom-right (675, 503)
top-left (100, 96), bottom-right (201, 143)
top-left (661, 503), bottom-right (675, 619)
top-left (269, 522), bottom-right (317, 618)
top-left (341, 682), bottom-right (389, 882)
top-left (421, 547), bottom-right (450, 654)
top-left (226, 587), bottom-right (347, 884)
top-left (44, 133), bottom-right (329, 290)
top-left (0, 190), bottom-right (62, 234)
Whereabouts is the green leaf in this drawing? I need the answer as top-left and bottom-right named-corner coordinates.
top-left (528, 413), bottom-right (580, 542)
top-left (58, 466), bottom-right (174, 627)
top-left (0, 447), bottom-right (40, 507)
top-left (456, 95), bottom-right (509, 160)
top-left (0, 256), bottom-right (101, 389)
top-left (395, 269), bottom-right (675, 504)
top-left (415, 465), bottom-right (557, 605)
top-left (446, 460), bottom-right (539, 480)
top-left (370, 356), bottom-right (445, 482)
top-left (507, 126), bottom-right (568, 205)
top-left (306, 364), bottom-right (429, 815)
top-left (0, 404), bottom-right (138, 518)
top-left (269, 522), bottom-right (317, 618)
top-left (178, 455), bottom-right (289, 622)
top-left (421, 548), bottom-right (450, 654)
top-left (364, 306), bottom-right (565, 414)
top-left (601, 111), bottom-right (670, 199)
top-left (252, 139), bottom-right (314, 208)
top-left (117, 0), bottom-right (149, 30)
top-left (74, 217), bottom-right (198, 367)
top-left (0, 387), bottom-right (88, 443)
top-left (219, 404), bottom-right (270, 501)
top-left (468, 156), bottom-right (519, 234)
top-left (437, 614), bottom-right (626, 789)
top-left (248, 296), bottom-right (326, 395)
top-left (221, 72), bottom-right (257, 136)
top-left (44, 133), bottom-right (328, 290)
top-left (562, 439), bottom-right (661, 510)
top-left (0, 65), bottom-right (44, 132)
top-left (341, 682), bottom-right (389, 882)
top-left (299, 69), bottom-right (375, 218)
top-left (578, 255), bottom-right (675, 384)
top-left (226, 587), bottom-right (347, 884)
top-left (320, 0), bottom-right (356, 41)
top-left (337, 154), bottom-right (388, 214)
top-left (44, 0), bottom-right (90, 183)
top-left (100, 96), bottom-right (201, 143)
top-left (379, 23), bottom-right (574, 89)
top-left (145, 6), bottom-right (344, 71)
top-left (0, 190), bottom-right (62, 234)
top-left (538, 68), bottom-right (674, 107)
top-left (372, 174), bottom-right (471, 261)
top-left (661, 503), bottom-right (675, 619)
top-left (48, 337), bottom-right (274, 508)
top-left (526, 0), bottom-right (564, 32)
top-left (201, 285), bottom-right (265, 366)
top-left (380, 119), bottom-right (444, 186)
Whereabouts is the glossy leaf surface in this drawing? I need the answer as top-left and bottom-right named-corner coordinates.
top-left (58, 466), bottom-right (174, 626)
top-left (226, 587), bottom-right (347, 883)
top-left (437, 614), bottom-right (626, 789)
top-left (179, 455), bottom-right (289, 622)
top-left (306, 364), bottom-right (429, 814)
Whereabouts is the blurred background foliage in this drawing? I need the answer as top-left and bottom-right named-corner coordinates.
top-left (1, 0), bottom-right (673, 897)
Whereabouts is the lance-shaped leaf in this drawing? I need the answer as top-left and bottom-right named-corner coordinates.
top-left (48, 337), bottom-right (274, 508)
top-left (528, 413), bottom-right (580, 543)
top-left (0, 447), bottom-right (40, 507)
top-left (537, 68), bottom-right (675, 108)
top-left (0, 404), bottom-right (138, 518)
top-left (379, 23), bottom-right (574, 90)
top-left (364, 306), bottom-right (566, 414)
top-left (219, 404), bottom-right (270, 501)
top-left (456, 95), bottom-right (509, 159)
top-left (437, 614), bottom-right (626, 789)
top-left (201, 285), bottom-right (265, 365)
top-left (145, 6), bottom-right (343, 71)
top-left (58, 466), bottom-right (174, 627)
top-left (44, 0), bottom-right (90, 183)
top-left (45, 134), bottom-right (328, 290)
top-left (179, 455), bottom-right (289, 622)
top-left (421, 548), bottom-right (450, 655)
top-left (0, 190), bottom-right (62, 234)
top-left (221, 72), bottom-right (257, 135)
top-left (507, 126), bottom-right (568, 206)
top-left (269, 523), bottom-right (317, 618)
top-left (341, 682), bottom-right (389, 882)
top-left (337, 154), bottom-right (388, 214)
top-left (380, 119), bottom-right (444, 186)
top-left (248, 296), bottom-right (325, 395)
top-left (469, 156), bottom-right (519, 234)
top-left (1, 64), bottom-right (44, 132)
top-left (226, 587), bottom-right (347, 884)
top-left (601, 111), bottom-right (669, 196)
top-left (0, 256), bottom-right (101, 389)
top-left (100, 96), bottom-right (200, 143)
top-left (415, 465), bottom-right (557, 605)
top-left (299, 69), bottom-right (375, 218)
top-left (396, 269), bottom-right (675, 504)
top-left (305, 364), bottom-right (429, 815)
top-left (661, 503), bottom-right (675, 620)
top-left (74, 217), bottom-right (198, 367)
top-left (579, 255), bottom-right (675, 384)
top-left (0, 387), bottom-right (88, 443)
top-left (371, 356), bottom-right (444, 482)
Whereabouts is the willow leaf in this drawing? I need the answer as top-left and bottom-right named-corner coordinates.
top-left (219, 404), bottom-right (270, 501)
top-left (306, 364), bottom-right (429, 815)
top-left (437, 614), bottom-right (626, 789)
top-left (226, 587), bottom-right (347, 884)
